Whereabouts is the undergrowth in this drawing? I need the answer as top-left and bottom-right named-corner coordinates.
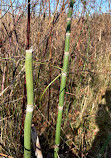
top-left (0, 12), bottom-right (111, 158)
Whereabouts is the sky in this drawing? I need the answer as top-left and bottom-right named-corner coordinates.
top-left (0, 0), bottom-right (110, 16)
top-left (18, 0), bottom-right (110, 13)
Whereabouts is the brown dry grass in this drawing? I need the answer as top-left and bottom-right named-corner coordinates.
top-left (0, 9), bottom-right (111, 158)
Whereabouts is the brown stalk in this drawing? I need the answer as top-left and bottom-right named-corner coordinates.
top-left (27, 0), bottom-right (30, 50)
top-left (10, 0), bottom-right (18, 44)
top-left (47, 0), bottom-right (52, 121)
top-left (1, 65), bottom-right (6, 96)
top-left (47, 0), bottom-right (60, 121)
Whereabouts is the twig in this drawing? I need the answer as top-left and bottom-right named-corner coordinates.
top-left (0, 153), bottom-right (14, 158)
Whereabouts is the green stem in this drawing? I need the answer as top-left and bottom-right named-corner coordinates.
top-left (54, 1), bottom-right (74, 158)
top-left (24, 49), bottom-right (34, 158)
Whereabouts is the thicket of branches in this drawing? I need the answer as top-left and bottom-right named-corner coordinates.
top-left (0, 0), bottom-right (111, 158)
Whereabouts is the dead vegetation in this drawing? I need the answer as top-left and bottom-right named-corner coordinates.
top-left (0, 1), bottom-right (111, 158)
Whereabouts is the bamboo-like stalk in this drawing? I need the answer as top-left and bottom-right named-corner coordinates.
top-left (24, 49), bottom-right (34, 158)
top-left (54, 1), bottom-right (74, 158)
top-left (23, 0), bottom-right (31, 153)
